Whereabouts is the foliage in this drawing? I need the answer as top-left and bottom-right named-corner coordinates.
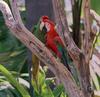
top-left (0, 3), bottom-right (29, 96)
top-left (91, 0), bottom-right (100, 15)
top-left (32, 66), bottom-right (67, 97)
top-left (0, 0), bottom-right (100, 97)
top-left (0, 64), bottom-right (30, 97)
top-left (91, 0), bottom-right (100, 47)
top-left (0, 11), bottom-right (27, 73)
top-left (0, 64), bottom-right (67, 97)
top-left (90, 0), bottom-right (100, 93)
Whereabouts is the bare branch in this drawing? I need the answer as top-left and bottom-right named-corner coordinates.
top-left (54, 0), bottom-right (82, 68)
top-left (0, 0), bottom-right (84, 97)
top-left (83, 0), bottom-right (91, 62)
top-left (88, 9), bottom-right (100, 60)
top-left (51, 0), bottom-right (66, 47)
top-left (90, 9), bottom-right (100, 27)
top-left (81, 0), bottom-right (93, 97)
top-left (53, 0), bottom-right (93, 97)
top-left (0, 1), bottom-right (15, 27)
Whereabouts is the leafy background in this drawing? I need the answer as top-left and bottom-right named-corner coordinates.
top-left (0, 0), bottom-right (100, 97)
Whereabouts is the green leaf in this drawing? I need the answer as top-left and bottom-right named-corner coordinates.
top-left (60, 92), bottom-right (68, 97)
top-left (91, 0), bottom-right (100, 15)
top-left (53, 84), bottom-right (64, 97)
top-left (90, 65), bottom-right (100, 90)
top-left (32, 67), bottom-right (54, 97)
top-left (45, 77), bottom-right (55, 86)
top-left (0, 64), bottom-right (30, 97)
top-left (0, 89), bottom-right (14, 97)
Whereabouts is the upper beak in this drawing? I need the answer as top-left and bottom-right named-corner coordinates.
top-left (40, 22), bottom-right (45, 31)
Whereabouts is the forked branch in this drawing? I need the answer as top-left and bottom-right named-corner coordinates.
top-left (0, 0), bottom-right (84, 97)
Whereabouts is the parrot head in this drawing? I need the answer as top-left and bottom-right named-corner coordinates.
top-left (39, 16), bottom-right (50, 33)
top-left (41, 16), bottom-right (49, 21)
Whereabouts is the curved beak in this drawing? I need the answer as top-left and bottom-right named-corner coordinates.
top-left (40, 21), bottom-right (45, 31)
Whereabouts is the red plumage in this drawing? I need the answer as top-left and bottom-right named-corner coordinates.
top-left (41, 16), bottom-right (64, 58)
top-left (40, 16), bottom-right (71, 72)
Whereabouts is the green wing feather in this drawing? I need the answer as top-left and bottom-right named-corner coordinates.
top-left (57, 43), bottom-right (79, 84)
top-left (32, 21), bottom-right (46, 43)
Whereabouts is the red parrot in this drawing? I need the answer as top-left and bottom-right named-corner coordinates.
top-left (39, 16), bottom-right (70, 71)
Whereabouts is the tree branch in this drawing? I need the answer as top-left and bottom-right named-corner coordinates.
top-left (53, 0), bottom-right (93, 97)
top-left (89, 9), bottom-right (100, 60)
top-left (83, 0), bottom-right (92, 61)
top-left (51, 0), bottom-right (67, 47)
top-left (54, 0), bottom-right (82, 68)
top-left (81, 0), bottom-right (93, 97)
top-left (0, 0), bottom-right (84, 97)
top-left (90, 9), bottom-right (100, 27)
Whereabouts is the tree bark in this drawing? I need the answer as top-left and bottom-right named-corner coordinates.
top-left (0, 0), bottom-right (85, 97)
top-left (1, 0), bottom-right (99, 97)
top-left (52, 0), bottom-right (94, 97)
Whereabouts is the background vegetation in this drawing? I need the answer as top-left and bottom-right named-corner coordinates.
top-left (0, 0), bottom-right (100, 97)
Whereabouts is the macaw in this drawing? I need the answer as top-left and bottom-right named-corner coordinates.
top-left (32, 16), bottom-right (79, 84)
top-left (39, 16), bottom-right (70, 71)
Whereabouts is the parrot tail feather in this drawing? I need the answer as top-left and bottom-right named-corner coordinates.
top-left (61, 48), bottom-right (71, 72)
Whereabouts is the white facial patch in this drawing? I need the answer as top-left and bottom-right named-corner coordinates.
top-left (40, 22), bottom-right (45, 31)
top-left (45, 22), bottom-right (50, 32)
